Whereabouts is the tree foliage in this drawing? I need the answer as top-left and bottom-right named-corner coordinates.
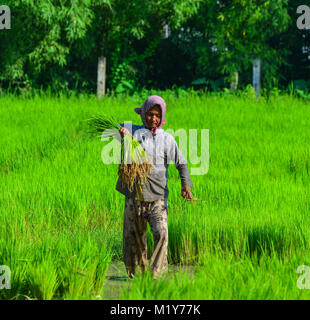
top-left (0, 0), bottom-right (308, 93)
top-left (200, 0), bottom-right (291, 89)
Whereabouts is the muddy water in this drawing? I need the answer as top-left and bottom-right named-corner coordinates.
top-left (102, 261), bottom-right (196, 299)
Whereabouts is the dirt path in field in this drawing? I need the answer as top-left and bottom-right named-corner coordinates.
top-left (102, 260), bottom-right (195, 299)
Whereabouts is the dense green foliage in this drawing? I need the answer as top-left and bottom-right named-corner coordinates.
top-left (0, 0), bottom-right (309, 94)
top-left (1, 91), bottom-right (310, 299)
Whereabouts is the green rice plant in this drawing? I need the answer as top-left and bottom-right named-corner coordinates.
top-left (86, 113), bottom-right (153, 192)
top-left (117, 251), bottom-right (310, 300)
top-left (2, 93), bottom-right (310, 300)
top-left (54, 235), bottom-right (112, 300)
top-left (27, 260), bottom-right (60, 300)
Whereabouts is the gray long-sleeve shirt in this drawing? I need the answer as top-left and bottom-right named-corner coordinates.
top-left (115, 124), bottom-right (193, 208)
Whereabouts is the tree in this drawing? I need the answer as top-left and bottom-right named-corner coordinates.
top-left (0, 0), bottom-right (98, 91)
top-left (189, 0), bottom-right (291, 91)
top-left (275, 0), bottom-right (310, 88)
top-left (83, 0), bottom-right (202, 96)
top-left (0, 0), bottom-right (201, 94)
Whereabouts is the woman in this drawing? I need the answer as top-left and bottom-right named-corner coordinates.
top-left (116, 95), bottom-right (193, 279)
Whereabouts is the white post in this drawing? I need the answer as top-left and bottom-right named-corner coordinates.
top-left (97, 56), bottom-right (106, 99)
top-left (230, 70), bottom-right (239, 91)
top-left (162, 23), bottom-right (170, 39)
top-left (165, 24), bottom-right (170, 39)
top-left (253, 58), bottom-right (261, 98)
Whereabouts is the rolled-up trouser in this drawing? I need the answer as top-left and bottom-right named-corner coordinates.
top-left (123, 197), bottom-right (168, 279)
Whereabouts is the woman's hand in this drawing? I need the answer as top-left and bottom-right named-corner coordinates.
top-left (181, 184), bottom-right (193, 200)
top-left (119, 127), bottom-right (131, 139)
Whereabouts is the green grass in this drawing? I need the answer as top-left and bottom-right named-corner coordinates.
top-left (1, 91), bottom-right (310, 299)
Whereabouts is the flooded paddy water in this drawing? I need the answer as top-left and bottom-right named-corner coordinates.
top-left (102, 261), bottom-right (196, 299)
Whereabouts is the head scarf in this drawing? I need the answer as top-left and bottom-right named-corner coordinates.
top-left (134, 95), bottom-right (167, 135)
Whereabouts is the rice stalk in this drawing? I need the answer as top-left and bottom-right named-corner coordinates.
top-left (86, 114), bottom-right (153, 191)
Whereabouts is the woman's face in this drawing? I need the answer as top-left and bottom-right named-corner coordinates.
top-left (145, 105), bottom-right (161, 130)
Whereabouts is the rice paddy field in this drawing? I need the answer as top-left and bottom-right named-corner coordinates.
top-left (1, 90), bottom-right (310, 300)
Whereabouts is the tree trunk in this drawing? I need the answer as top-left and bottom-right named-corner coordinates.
top-left (253, 58), bottom-right (261, 98)
top-left (97, 56), bottom-right (106, 99)
top-left (164, 24), bottom-right (170, 39)
top-left (230, 70), bottom-right (239, 91)
top-left (162, 23), bottom-right (170, 39)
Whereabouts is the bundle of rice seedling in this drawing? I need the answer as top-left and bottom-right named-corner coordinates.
top-left (86, 113), bottom-right (153, 192)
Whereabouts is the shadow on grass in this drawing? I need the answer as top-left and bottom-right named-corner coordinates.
top-left (246, 225), bottom-right (305, 259)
